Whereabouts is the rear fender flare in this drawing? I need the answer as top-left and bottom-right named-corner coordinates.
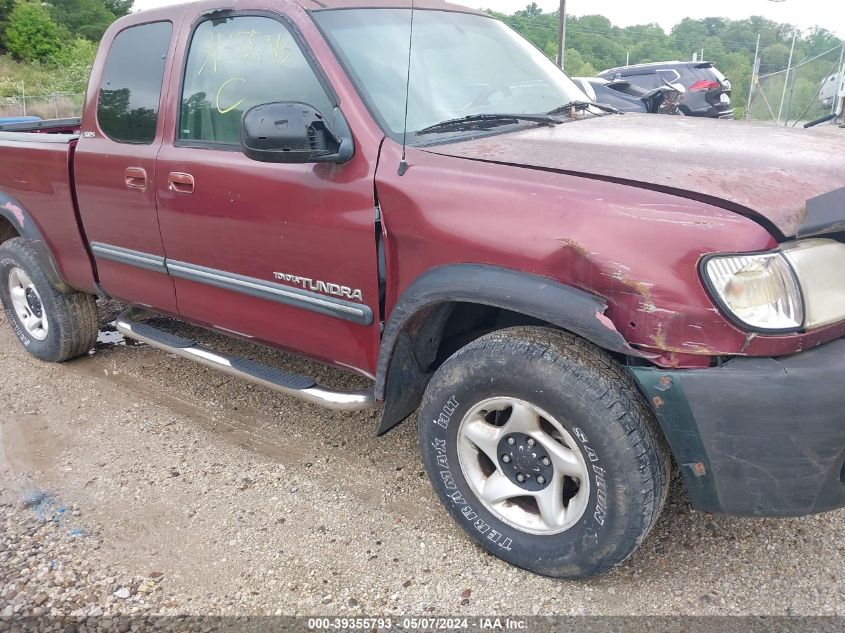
top-left (374, 264), bottom-right (644, 434)
top-left (0, 192), bottom-right (72, 293)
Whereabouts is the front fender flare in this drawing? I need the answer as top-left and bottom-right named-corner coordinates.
top-left (374, 264), bottom-right (645, 435)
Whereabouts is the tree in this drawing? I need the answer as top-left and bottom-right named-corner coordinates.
top-left (803, 27), bottom-right (841, 57)
top-left (104, 0), bottom-right (132, 18)
top-left (701, 17), bottom-right (727, 38)
top-left (567, 30), bottom-right (626, 71)
top-left (44, 0), bottom-right (130, 42)
top-left (47, 36), bottom-right (98, 92)
top-left (671, 18), bottom-right (709, 58)
top-left (515, 2), bottom-right (542, 19)
top-left (50, 36), bottom-right (97, 66)
top-left (563, 49), bottom-right (596, 77)
top-left (0, 0), bottom-right (16, 53)
top-left (760, 42), bottom-right (792, 74)
top-left (577, 15), bottom-right (615, 37)
top-left (3, 1), bottom-right (64, 62)
top-left (628, 39), bottom-right (675, 65)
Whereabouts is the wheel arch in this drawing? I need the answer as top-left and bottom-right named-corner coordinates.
top-left (0, 214), bottom-right (18, 245)
top-left (0, 193), bottom-right (73, 293)
top-left (375, 264), bottom-right (646, 435)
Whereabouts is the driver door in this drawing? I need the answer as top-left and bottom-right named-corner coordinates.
top-left (155, 10), bottom-right (381, 373)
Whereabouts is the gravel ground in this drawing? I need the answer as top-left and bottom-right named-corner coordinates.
top-left (0, 301), bottom-right (844, 620)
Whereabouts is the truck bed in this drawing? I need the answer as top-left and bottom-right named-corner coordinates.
top-left (0, 131), bottom-right (97, 292)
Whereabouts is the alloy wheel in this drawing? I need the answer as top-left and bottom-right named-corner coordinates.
top-left (456, 397), bottom-right (590, 535)
top-left (7, 268), bottom-right (49, 341)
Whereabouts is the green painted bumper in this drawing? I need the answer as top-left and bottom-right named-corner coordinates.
top-left (629, 338), bottom-right (845, 517)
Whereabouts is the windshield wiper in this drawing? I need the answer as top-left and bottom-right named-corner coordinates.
top-left (416, 113), bottom-right (560, 136)
top-left (547, 101), bottom-right (620, 116)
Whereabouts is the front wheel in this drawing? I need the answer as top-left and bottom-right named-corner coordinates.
top-left (418, 327), bottom-right (670, 579)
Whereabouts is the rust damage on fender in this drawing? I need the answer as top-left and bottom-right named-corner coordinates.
top-left (554, 238), bottom-right (722, 366)
top-left (690, 462), bottom-right (707, 477)
top-left (656, 375), bottom-right (673, 391)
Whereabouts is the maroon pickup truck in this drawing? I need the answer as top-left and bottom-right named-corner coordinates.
top-left (2, 0), bottom-right (845, 579)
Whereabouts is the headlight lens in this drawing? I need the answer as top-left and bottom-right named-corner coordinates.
top-left (704, 253), bottom-right (803, 331)
top-left (781, 239), bottom-right (845, 329)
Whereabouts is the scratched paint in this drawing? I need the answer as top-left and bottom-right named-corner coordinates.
top-left (2, 201), bottom-right (25, 226)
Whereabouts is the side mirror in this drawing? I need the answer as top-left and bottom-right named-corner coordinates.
top-left (241, 102), bottom-right (354, 164)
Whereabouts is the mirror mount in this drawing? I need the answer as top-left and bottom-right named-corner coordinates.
top-left (241, 102), bottom-right (354, 164)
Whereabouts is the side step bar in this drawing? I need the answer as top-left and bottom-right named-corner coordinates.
top-left (115, 308), bottom-right (377, 411)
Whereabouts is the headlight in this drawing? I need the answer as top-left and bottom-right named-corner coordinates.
top-left (703, 253), bottom-right (803, 332)
top-left (703, 239), bottom-right (845, 332)
top-left (781, 239), bottom-right (845, 329)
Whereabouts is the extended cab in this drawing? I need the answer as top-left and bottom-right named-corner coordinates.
top-left (2, 0), bottom-right (845, 579)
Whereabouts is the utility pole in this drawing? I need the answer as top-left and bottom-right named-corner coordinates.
top-left (556, 0), bottom-right (567, 69)
top-left (777, 28), bottom-right (797, 125)
top-left (746, 34), bottom-right (761, 121)
top-left (784, 59), bottom-right (799, 126)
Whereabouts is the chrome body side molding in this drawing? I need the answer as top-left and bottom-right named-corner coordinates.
top-left (88, 241), bottom-right (373, 325)
top-left (90, 242), bottom-right (167, 274)
top-left (167, 260), bottom-right (373, 325)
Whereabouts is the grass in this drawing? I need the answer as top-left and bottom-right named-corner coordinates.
top-left (0, 55), bottom-right (57, 97)
top-left (0, 55), bottom-right (88, 118)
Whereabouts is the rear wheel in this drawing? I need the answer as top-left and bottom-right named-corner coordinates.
top-left (418, 326), bottom-right (670, 579)
top-left (0, 238), bottom-right (98, 362)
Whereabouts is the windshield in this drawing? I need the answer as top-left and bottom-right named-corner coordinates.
top-left (313, 9), bottom-right (587, 141)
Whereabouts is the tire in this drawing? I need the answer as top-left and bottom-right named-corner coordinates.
top-left (0, 238), bottom-right (98, 362)
top-left (418, 326), bottom-right (670, 579)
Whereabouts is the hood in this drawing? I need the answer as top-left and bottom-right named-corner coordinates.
top-left (421, 114), bottom-right (845, 239)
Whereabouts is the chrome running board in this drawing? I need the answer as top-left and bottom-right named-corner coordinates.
top-left (115, 308), bottom-right (377, 411)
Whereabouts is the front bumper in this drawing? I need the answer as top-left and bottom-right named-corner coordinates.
top-left (629, 338), bottom-right (845, 516)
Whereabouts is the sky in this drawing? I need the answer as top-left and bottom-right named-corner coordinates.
top-left (132, 0), bottom-right (845, 37)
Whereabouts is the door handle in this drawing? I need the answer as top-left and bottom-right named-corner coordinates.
top-left (168, 172), bottom-right (195, 194)
top-left (124, 167), bottom-right (147, 190)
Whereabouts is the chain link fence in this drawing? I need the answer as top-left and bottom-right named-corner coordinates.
top-left (749, 43), bottom-right (844, 127)
top-left (0, 93), bottom-right (85, 120)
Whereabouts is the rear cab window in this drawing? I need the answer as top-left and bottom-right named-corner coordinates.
top-left (178, 14), bottom-right (334, 146)
top-left (97, 21), bottom-right (173, 144)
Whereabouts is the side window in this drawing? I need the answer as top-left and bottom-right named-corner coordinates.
top-left (657, 69), bottom-right (681, 86)
top-left (97, 22), bottom-right (172, 144)
top-left (623, 72), bottom-right (659, 89)
top-left (179, 16), bottom-right (334, 145)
